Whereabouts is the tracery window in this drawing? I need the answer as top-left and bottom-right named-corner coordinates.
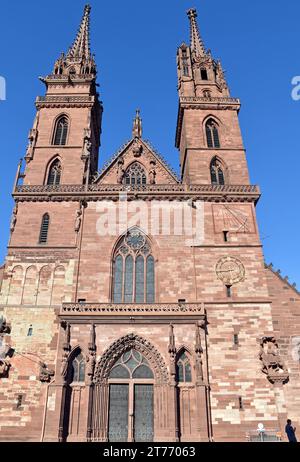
top-left (47, 159), bottom-right (62, 185)
top-left (112, 228), bottom-right (155, 303)
top-left (70, 352), bottom-right (85, 383)
top-left (109, 349), bottom-right (154, 379)
top-left (176, 351), bottom-right (192, 383)
top-left (124, 163), bottom-right (147, 186)
top-left (210, 157), bottom-right (225, 185)
top-left (206, 119), bottom-right (220, 148)
top-left (181, 49), bottom-right (189, 77)
top-left (53, 116), bottom-right (69, 146)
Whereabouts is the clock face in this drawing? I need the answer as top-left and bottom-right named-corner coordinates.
top-left (216, 256), bottom-right (245, 285)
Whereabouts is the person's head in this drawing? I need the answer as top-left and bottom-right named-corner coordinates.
top-left (287, 419), bottom-right (292, 425)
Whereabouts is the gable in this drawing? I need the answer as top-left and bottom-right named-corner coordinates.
top-left (94, 139), bottom-right (179, 185)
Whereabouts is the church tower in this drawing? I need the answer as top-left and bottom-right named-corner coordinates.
top-left (0, 5), bottom-right (299, 444)
top-left (176, 9), bottom-right (249, 186)
top-left (24, 4), bottom-right (102, 186)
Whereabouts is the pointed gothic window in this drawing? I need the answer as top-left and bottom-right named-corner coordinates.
top-left (210, 158), bottom-right (225, 185)
top-left (70, 352), bottom-right (85, 383)
top-left (201, 68), bottom-right (208, 80)
top-left (47, 159), bottom-right (62, 185)
top-left (112, 228), bottom-right (155, 303)
top-left (181, 49), bottom-right (189, 77)
top-left (53, 116), bottom-right (69, 146)
top-left (124, 163), bottom-right (147, 186)
top-left (39, 214), bottom-right (50, 244)
top-left (206, 119), bottom-right (220, 148)
top-left (176, 351), bottom-right (192, 383)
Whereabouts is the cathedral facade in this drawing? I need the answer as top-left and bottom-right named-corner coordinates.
top-left (0, 5), bottom-right (299, 442)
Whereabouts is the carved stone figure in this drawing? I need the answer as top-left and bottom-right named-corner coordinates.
top-left (168, 324), bottom-right (177, 377)
top-left (0, 316), bottom-right (10, 335)
top-left (195, 321), bottom-right (204, 383)
top-left (133, 143), bottom-right (142, 158)
top-left (75, 208), bottom-right (83, 233)
top-left (0, 359), bottom-right (10, 378)
top-left (149, 161), bottom-right (156, 184)
top-left (10, 205), bottom-right (18, 234)
top-left (61, 322), bottom-right (71, 379)
top-left (82, 137), bottom-right (92, 159)
top-left (259, 337), bottom-right (289, 384)
top-left (39, 362), bottom-right (55, 383)
top-left (117, 158), bottom-right (125, 184)
top-left (25, 129), bottom-right (37, 163)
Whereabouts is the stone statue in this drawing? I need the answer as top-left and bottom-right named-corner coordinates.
top-left (149, 161), bottom-right (156, 185)
top-left (0, 359), bottom-right (10, 378)
top-left (10, 205), bottom-right (18, 233)
top-left (39, 362), bottom-right (55, 383)
top-left (83, 137), bottom-right (92, 158)
top-left (133, 144), bottom-right (142, 158)
top-left (117, 158), bottom-right (125, 184)
top-left (259, 337), bottom-right (289, 384)
top-left (75, 208), bottom-right (83, 233)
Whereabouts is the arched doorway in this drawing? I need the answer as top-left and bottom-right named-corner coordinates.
top-left (108, 349), bottom-right (154, 442)
top-left (93, 334), bottom-right (170, 442)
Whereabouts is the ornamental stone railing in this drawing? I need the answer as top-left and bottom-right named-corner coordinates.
top-left (36, 95), bottom-right (94, 103)
top-left (60, 302), bottom-right (206, 316)
top-left (180, 96), bottom-right (240, 104)
top-left (15, 184), bottom-right (260, 195)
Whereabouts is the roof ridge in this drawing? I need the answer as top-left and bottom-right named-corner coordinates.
top-left (265, 262), bottom-right (299, 296)
top-left (143, 139), bottom-right (180, 182)
top-left (93, 138), bottom-right (180, 183)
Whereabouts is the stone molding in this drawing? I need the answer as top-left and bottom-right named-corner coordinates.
top-left (93, 333), bottom-right (169, 384)
top-left (14, 184), bottom-right (260, 204)
top-left (60, 302), bottom-right (206, 317)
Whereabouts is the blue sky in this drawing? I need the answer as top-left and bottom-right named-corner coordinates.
top-left (0, 0), bottom-right (299, 288)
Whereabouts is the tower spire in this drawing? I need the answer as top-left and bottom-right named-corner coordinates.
top-left (52, 4), bottom-right (96, 77)
top-left (67, 4), bottom-right (91, 60)
top-left (132, 109), bottom-right (142, 138)
top-left (187, 8), bottom-right (206, 57)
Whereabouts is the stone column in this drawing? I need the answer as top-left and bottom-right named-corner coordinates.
top-left (168, 324), bottom-right (179, 442)
top-left (58, 322), bottom-right (71, 442)
top-left (194, 321), bottom-right (210, 442)
top-left (86, 324), bottom-right (96, 442)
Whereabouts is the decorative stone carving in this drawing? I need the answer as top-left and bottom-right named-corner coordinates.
top-left (10, 205), bottom-right (18, 234)
top-left (0, 359), bottom-right (10, 378)
top-left (61, 322), bottom-right (71, 379)
top-left (168, 324), bottom-right (177, 376)
top-left (75, 207), bottom-right (83, 233)
top-left (195, 321), bottom-right (204, 383)
top-left (216, 256), bottom-right (245, 285)
top-left (39, 362), bottom-right (55, 383)
top-left (25, 129), bottom-right (38, 163)
top-left (117, 157), bottom-right (125, 184)
top-left (94, 333), bottom-right (169, 384)
top-left (0, 315), bottom-right (10, 335)
top-left (132, 143), bottom-right (143, 158)
top-left (215, 60), bottom-right (228, 91)
top-left (149, 160), bottom-right (157, 185)
top-left (87, 324), bottom-right (96, 384)
top-left (259, 337), bottom-right (289, 385)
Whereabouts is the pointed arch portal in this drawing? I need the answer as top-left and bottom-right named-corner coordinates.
top-left (93, 334), bottom-right (169, 442)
